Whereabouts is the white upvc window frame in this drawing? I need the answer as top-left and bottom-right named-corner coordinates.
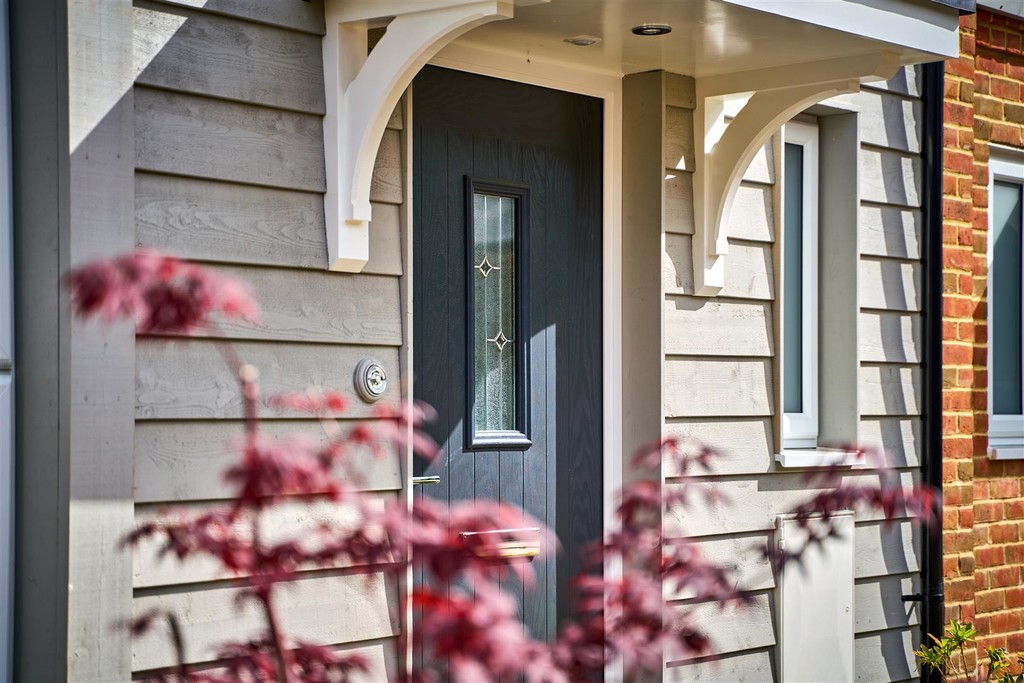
top-left (988, 149), bottom-right (1024, 460)
top-left (781, 121), bottom-right (820, 450)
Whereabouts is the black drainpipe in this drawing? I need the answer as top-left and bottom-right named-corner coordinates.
top-left (918, 60), bottom-right (946, 680)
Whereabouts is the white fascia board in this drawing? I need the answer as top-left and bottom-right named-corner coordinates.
top-left (330, 0), bottom-right (544, 23)
top-left (721, 0), bottom-right (961, 58)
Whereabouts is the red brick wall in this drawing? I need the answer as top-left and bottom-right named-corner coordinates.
top-left (942, 8), bottom-right (1024, 667)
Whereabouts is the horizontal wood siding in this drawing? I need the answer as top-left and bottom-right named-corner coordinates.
top-left (134, 420), bottom-right (403, 503)
top-left (131, 5), bottom-right (404, 677)
top-left (154, 264), bottom-right (403, 345)
top-left (661, 73), bottom-right (782, 669)
top-left (861, 204), bottom-right (921, 259)
top-left (143, 0), bottom-right (326, 34)
top-left (664, 172), bottom-right (693, 235)
top-left (861, 256), bottom-right (922, 311)
top-left (664, 297), bottom-right (773, 357)
top-left (664, 358), bottom-right (774, 417)
top-left (666, 649), bottom-right (773, 682)
top-left (664, 105), bottom-right (695, 171)
top-left (860, 364), bottom-right (923, 417)
top-left (666, 519), bottom-right (922, 600)
top-left (840, 73), bottom-right (926, 680)
top-left (729, 182), bottom-right (775, 242)
top-left (133, 2), bottom-right (325, 113)
top-left (135, 87), bottom-right (326, 192)
top-left (854, 573), bottom-right (920, 633)
top-left (136, 340), bottom-right (401, 419)
top-left (133, 496), bottom-right (395, 587)
top-left (855, 628), bottom-right (919, 683)
top-left (860, 147), bottom-right (922, 207)
top-left (661, 69), bottom-right (926, 677)
top-left (665, 470), bottom-right (920, 538)
top-left (825, 90), bottom-right (922, 154)
top-left (664, 234), bottom-right (774, 300)
top-left (663, 418), bottom-right (774, 475)
top-left (860, 417), bottom-right (923, 467)
top-left (860, 310), bottom-right (922, 363)
top-left (132, 572), bottom-right (399, 671)
top-left (135, 173), bottom-right (403, 274)
top-left (669, 592), bottom-right (776, 658)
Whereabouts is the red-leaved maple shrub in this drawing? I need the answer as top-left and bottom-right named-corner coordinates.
top-left (66, 251), bottom-right (938, 682)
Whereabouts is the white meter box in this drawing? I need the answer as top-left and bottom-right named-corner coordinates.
top-left (776, 511), bottom-right (855, 682)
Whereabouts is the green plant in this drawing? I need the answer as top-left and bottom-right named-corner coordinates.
top-left (915, 620), bottom-right (977, 682)
top-left (988, 646), bottom-right (1024, 683)
top-left (915, 620), bottom-right (1024, 683)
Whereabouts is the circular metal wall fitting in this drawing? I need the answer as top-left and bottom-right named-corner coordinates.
top-left (354, 358), bottom-right (388, 403)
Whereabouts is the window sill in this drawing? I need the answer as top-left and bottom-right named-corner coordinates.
top-left (988, 442), bottom-right (1024, 461)
top-left (775, 448), bottom-right (858, 469)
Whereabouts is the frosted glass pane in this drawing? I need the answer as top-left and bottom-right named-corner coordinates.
top-left (784, 143), bottom-right (804, 414)
top-left (993, 181), bottom-right (1023, 415)
top-left (473, 193), bottom-right (516, 433)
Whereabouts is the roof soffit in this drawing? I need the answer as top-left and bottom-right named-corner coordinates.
top-left (319, 0), bottom-right (962, 276)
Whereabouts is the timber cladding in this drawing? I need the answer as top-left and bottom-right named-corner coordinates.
top-left (942, 7), bottom-right (1024, 666)
top-left (657, 68), bottom-right (927, 680)
top-left (131, 0), bottom-right (403, 678)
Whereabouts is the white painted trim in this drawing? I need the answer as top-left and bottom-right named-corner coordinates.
top-left (421, 43), bottom-right (624, 677)
top-left (691, 53), bottom-right (898, 296)
top-left (987, 148), bottom-right (1024, 460)
top-left (782, 121), bottom-right (820, 450)
top-left (721, 0), bottom-right (960, 58)
top-left (775, 448), bottom-right (854, 468)
top-left (322, 0), bottom-right (513, 272)
top-left (399, 89), bottom-right (416, 677)
top-left (989, 444), bottom-right (1024, 461)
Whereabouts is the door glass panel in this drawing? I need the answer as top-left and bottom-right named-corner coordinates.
top-left (993, 180), bottom-right (1023, 415)
top-left (473, 192), bottom-right (516, 434)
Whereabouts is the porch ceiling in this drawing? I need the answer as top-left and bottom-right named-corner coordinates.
top-left (451, 0), bottom-right (962, 78)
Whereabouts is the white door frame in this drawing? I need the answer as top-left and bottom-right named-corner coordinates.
top-left (399, 40), bottom-right (625, 674)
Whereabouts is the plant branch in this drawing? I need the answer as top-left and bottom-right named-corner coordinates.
top-left (260, 587), bottom-right (294, 683)
top-left (166, 613), bottom-right (188, 683)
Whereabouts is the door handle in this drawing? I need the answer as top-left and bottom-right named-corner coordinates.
top-left (412, 476), bottom-right (441, 486)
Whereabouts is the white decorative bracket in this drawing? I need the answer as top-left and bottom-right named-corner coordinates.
top-left (691, 52), bottom-right (902, 296)
top-left (322, 0), bottom-right (518, 271)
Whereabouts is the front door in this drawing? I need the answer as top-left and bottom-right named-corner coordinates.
top-left (412, 65), bottom-right (604, 647)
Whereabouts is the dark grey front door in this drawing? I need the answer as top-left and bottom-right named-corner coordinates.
top-left (412, 65), bottom-right (604, 646)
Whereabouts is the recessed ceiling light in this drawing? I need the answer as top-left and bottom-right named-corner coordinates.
top-left (632, 23), bottom-right (672, 36)
top-left (564, 35), bottom-right (602, 46)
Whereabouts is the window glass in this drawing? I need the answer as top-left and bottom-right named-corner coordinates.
top-left (993, 180), bottom-right (1023, 415)
top-left (472, 192), bottom-right (517, 433)
top-left (784, 142), bottom-right (805, 415)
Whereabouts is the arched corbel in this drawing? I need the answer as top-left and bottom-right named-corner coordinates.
top-left (691, 52), bottom-right (902, 296)
top-left (322, 0), bottom-right (518, 272)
